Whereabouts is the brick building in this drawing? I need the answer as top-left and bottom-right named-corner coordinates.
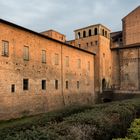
top-left (0, 5), bottom-right (140, 120)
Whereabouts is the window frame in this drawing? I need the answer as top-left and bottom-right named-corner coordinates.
top-left (23, 46), bottom-right (29, 61)
top-left (2, 40), bottom-right (9, 57)
top-left (42, 50), bottom-right (46, 63)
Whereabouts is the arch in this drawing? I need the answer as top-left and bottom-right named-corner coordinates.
top-left (83, 31), bottom-right (86, 38)
top-left (105, 31), bottom-right (107, 37)
top-left (94, 28), bottom-right (98, 35)
top-left (89, 29), bottom-right (92, 36)
top-left (102, 78), bottom-right (106, 90)
top-left (102, 29), bottom-right (105, 36)
top-left (77, 32), bottom-right (81, 39)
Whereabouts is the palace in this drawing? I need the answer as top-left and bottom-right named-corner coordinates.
top-left (0, 6), bottom-right (140, 120)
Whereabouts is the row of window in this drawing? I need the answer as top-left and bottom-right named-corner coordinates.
top-left (1, 41), bottom-right (91, 70)
top-left (77, 28), bottom-right (109, 39)
top-left (78, 41), bottom-right (98, 48)
top-left (11, 79), bottom-right (81, 93)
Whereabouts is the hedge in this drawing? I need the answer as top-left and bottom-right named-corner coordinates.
top-left (0, 98), bottom-right (140, 140)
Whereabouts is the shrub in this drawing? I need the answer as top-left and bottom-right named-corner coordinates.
top-left (1, 98), bottom-right (140, 140)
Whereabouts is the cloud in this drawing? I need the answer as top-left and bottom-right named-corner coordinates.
top-left (0, 0), bottom-right (139, 39)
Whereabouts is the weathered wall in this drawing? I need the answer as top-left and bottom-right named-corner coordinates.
top-left (99, 36), bottom-right (112, 91)
top-left (119, 48), bottom-right (140, 90)
top-left (0, 23), bottom-right (95, 120)
top-left (123, 6), bottom-right (140, 46)
top-left (111, 50), bottom-right (120, 89)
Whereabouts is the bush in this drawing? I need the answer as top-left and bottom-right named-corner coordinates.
top-left (1, 98), bottom-right (140, 140)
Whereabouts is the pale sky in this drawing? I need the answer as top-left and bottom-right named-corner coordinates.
top-left (0, 0), bottom-right (139, 40)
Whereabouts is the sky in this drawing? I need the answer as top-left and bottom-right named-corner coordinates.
top-left (0, 0), bottom-right (139, 40)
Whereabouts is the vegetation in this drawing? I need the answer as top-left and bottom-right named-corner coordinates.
top-left (0, 98), bottom-right (140, 140)
top-left (114, 118), bottom-right (140, 140)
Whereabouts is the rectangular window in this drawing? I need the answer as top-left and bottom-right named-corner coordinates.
top-left (54, 53), bottom-right (59, 65)
top-left (23, 79), bottom-right (29, 90)
top-left (55, 80), bottom-right (58, 89)
top-left (88, 61), bottom-right (90, 71)
top-left (77, 59), bottom-right (81, 69)
top-left (65, 56), bottom-right (69, 67)
top-left (66, 81), bottom-right (68, 89)
top-left (11, 84), bottom-right (15, 93)
top-left (42, 50), bottom-right (46, 63)
top-left (2, 40), bottom-right (9, 57)
top-left (77, 81), bottom-right (80, 89)
top-left (23, 46), bottom-right (29, 60)
top-left (42, 80), bottom-right (46, 90)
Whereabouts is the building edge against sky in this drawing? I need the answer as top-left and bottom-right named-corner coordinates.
top-left (0, 5), bottom-right (140, 120)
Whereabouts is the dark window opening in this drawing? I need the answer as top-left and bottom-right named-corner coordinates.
top-left (66, 81), bottom-right (68, 89)
top-left (91, 42), bottom-right (93, 46)
top-left (105, 31), bottom-right (107, 37)
top-left (83, 31), bottom-right (86, 38)
top-left (94, 28), bottom-right (98, 35)
top-left (11, 84), bottom-right (15, 93)
top-left (89, 29), bottom-right (92, 36)
top-left (95, 41), bottom-right (98, 45)
top-left (42, 80), bottom-right (46, 90)
top-left (78, 44), bottom-right (81, 48)
top-left (78, 32), bottom-right (81, 39)
top-left (55, 80), bottom-right (58, 90)
top-left (102, 29), bottom-right (105, 36)
top-left (77, 81), bottom-right (80, 89)
top-left (23, 79), bottom-right (29, 90)
top-left (87, 43), bottom-right (89, 47)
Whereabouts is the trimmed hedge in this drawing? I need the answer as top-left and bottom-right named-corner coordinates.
top-left (114, 118), bottom-right (140, 140)
top-left (0, 98), bottom-right (140, 140)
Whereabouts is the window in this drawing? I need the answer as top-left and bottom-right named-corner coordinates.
top-left (11, 84), bottom-right (15, 93)
top-left (78, 32), bottom-right (81, 39)
top-left (91, 42), bottom-right (93, 46)
top-left (83, 31), bottom-right (86, 38)
top-left (102, 29), bottom-right (105, 36)
top-left (42, 50), bottom-right (46, 63)
top-left (2, 40), bottom-right (9, 56)
top-left (87, 43), bottom-right (89, 47)
top-left (77, 81), bottom-right (80, 89)
top-left (54, 53), bottom-right (59, 65)
top-left (55, 80), bottom-right (58, 89)
top-left (105, 31), bottom-right (107, 37)
top-left (89, 29), bottom-right (92, 36)
top-left (88, 61), bottom-right (90, 71)
top-left (66, 81), bottom-right (68, 89)
top-left (65, 56), bottom-right (69, 67)
top-left (23, 79), bottom-right (29, 90)
top-left (42, 80), bottom-right (46, 90)
top-left (78, 44), bottom-right (81, 48)
top-left (77, 59), bottom-right (81, 69)
top-left (94, 28), bottom-right (98, 35)
top-left (23, 46), bottom-right (29, 60)
top-left (95, 41), bottom-right (98, 45)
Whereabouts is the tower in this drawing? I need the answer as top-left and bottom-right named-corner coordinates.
top-left (74, 24), bottom-right (112, 94)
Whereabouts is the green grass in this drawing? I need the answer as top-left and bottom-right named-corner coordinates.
top-left (0, 98), bottom-right (140, 140)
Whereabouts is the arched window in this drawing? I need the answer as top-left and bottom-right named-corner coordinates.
top-left (94, 28), bottom-right (98, 35)
top-left (102, 29), bottom-right (105, 36)
top-left (89, 29), bottom-right (92, 36)
top-left (83, 31), bottom-right (86, 38)
top-left (105, 31), bottom-right (107, 37)
top-left (77, 32), bottom-right (81, 39)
